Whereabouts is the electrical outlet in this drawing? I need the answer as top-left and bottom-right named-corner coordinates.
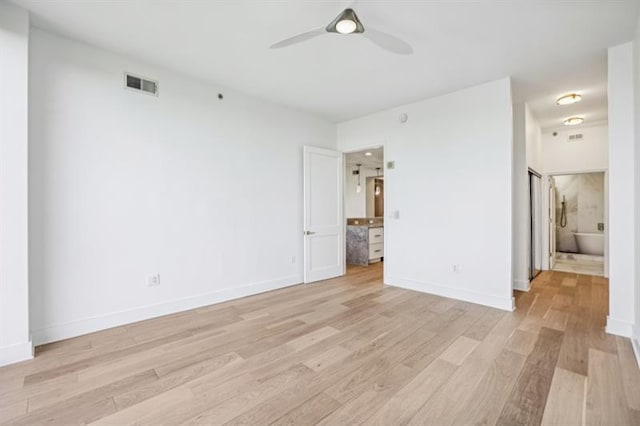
top-left (452, 264), bottom-right (460, 273)
top-left (147, 274), bottom-right (160, 287)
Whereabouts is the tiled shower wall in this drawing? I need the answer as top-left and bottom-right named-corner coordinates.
top-left (554, 172), bottom-right (605, 253)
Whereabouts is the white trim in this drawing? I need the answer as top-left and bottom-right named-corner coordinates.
top-left (513, 279), bottom-right (531, 292)
top-left (632, 336), bottom-right (640, 369)
top-left (386, 275), bottom-right (514, 311)
top-left (605, 316), bottom-right (634, 337)
top-left (632, 325), bottom-right (640, 369)
top-left (0, 339), bottom-right (33, 367)
top-left (32, 275), bottom-right (302, 345)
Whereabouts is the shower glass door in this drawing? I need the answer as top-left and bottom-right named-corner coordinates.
top-left (529, 171), bottom-right (542, 280)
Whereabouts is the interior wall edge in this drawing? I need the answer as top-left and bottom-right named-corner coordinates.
top-left (513, 279), bottom-right (531, 292)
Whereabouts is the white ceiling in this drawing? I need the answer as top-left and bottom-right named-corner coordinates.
top-left (11, 0), bottom-right (640, 123)
top-left (526, 79), bottom-right (609, 131)
top-left (345, 147), bottom-right (383, 170)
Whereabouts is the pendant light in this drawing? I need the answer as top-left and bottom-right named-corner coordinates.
top-left (356, 164), bottom-right (362, 193)
top-left (375, 167), bottom-right (381, 196)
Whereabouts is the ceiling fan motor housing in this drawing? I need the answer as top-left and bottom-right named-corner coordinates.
top-left (326, 8), bottom-right (365, 33)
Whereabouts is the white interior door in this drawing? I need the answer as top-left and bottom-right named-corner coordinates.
top-left (549, 177), bottom-right (556, 269)
top-left (303, 146), bottom-right (344, 283)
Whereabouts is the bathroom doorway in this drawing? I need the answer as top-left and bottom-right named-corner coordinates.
top-left (548, 171), bottom-right (606, 276)
top-left (343, 147), bottom-right (385, 281)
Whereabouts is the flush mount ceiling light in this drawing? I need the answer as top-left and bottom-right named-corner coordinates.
top-left (564, 116), bottom-right (584, 126)
top-left (556, 93), bottom-right (582, 105)
top-left (365, 152), bottom-right (373, 156)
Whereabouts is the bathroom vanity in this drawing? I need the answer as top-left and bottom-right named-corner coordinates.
top-left (346, 218), bottom-right (384, 266)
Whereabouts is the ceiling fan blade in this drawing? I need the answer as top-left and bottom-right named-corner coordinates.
top-left (362, 26), bottom-right (413, 55)
top-left (270, 27), bottom-right (326, 49)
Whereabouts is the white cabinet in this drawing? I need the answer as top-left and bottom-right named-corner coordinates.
top-left (368, 227), bottom-right (383, 262)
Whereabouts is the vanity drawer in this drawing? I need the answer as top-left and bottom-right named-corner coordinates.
top-left (369, 243), bottom-right (384, 260)
top-left (368, 228), bottom-right (384, 244)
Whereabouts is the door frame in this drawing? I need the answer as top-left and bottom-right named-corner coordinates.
top-left (541, 168), bottom-right (609, 277)
top-left (342, 144), bottom-right (387, 281)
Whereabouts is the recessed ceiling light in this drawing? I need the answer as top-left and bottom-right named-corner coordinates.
top-left (364, 152), bottom-right (373, 156)
top-left (564, 116), bottom-right (584, 126)
top-left (336, 19), bottom-right (357, 34)
top-left (557, 93), bottom-right (582, 105)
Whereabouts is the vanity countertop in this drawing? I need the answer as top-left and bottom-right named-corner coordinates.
top-left (347, 217), bottom-right (383, 228)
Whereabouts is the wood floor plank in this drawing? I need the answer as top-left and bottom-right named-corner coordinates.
top-left (364, 359), bottom-right (458, 426)
top-left (437, 335), bottom-right (480, 365)
top-left (302, 346), bottom-right (351, 372)
top-left (586, 348), bottom-right (632, 426)
top-left (616, 337), bottom-right (640, 410)
top-left (496, 327), bottom-right (564, 426)
top-left (407, 333), bottom-right (509, 426)
top-left (315, 363), bottom-right (415, 425)
top-left (556, 305), bottom-right (590, 376)
top-left (451, 348), bottom-right (527, 426)
top-left (269, 392), bottom-right (340, 426)
top-left (184, 364), bottom-right (314, 425)
top-left (541, 367), bottom-right (586, 426)
top-left (505, 329), bottom-right (538, 356)
top-left (0, 263), bottom-right (636, 426)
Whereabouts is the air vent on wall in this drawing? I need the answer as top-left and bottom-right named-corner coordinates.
top-left (567, 133), bottom-right (584, 142)
top-left (124, 73), bottom-right (158, 96)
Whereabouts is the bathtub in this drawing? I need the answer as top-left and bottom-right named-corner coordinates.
top-left (574, 232), bottom-right (604, 256)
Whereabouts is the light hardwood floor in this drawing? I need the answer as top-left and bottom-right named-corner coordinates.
top-left (1, 263), bottom-right (639, 425)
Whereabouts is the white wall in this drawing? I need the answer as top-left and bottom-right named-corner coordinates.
top-left (607, 42), bottom-right (636, 338)
top-left (512, 103), bottom-right (529, 291)
top-left (512, 103), bottom-right (542, 292)
top-left (0, 1), bottom-right (32, 366)
top-left (344, 165), bottom-right (377, 218)
top-left (338, 78), bottom-right (514, 310)
top-left (525, 105), bottom-right (542, 172)
top-left (541, 125), bottom-right (609, 174)
top-left (28, 29), bottom-right (336, 344)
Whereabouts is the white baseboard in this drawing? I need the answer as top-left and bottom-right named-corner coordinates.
top-left (605, 316), bottom-right (634, 337)
top-left (632, 337), bottom-right (640, 369)
top-left (0, 339), bottom-right (33, 367)
top-left (631, 325), bottom-right (640, 369)
top-left (513, 279), bottom-right (531, 292)
top-left (386, 275), bottom-right (514, 311)
top-left (32, 274), bottom-right (303, 346)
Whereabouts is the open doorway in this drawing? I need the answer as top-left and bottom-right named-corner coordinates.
top-left (548, 171), bottom-right (606, 276)
top-left (343, 147), bottom-right (384, 279)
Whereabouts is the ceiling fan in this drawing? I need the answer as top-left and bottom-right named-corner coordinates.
top-left (269, 4), bottom-right (413, 55)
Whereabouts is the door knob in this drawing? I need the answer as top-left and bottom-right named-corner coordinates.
top-left (304, 230), bottom-right (315, 235)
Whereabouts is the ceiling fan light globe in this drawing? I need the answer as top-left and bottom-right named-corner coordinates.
top-left (336, 19), bottom-right (357, 34)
